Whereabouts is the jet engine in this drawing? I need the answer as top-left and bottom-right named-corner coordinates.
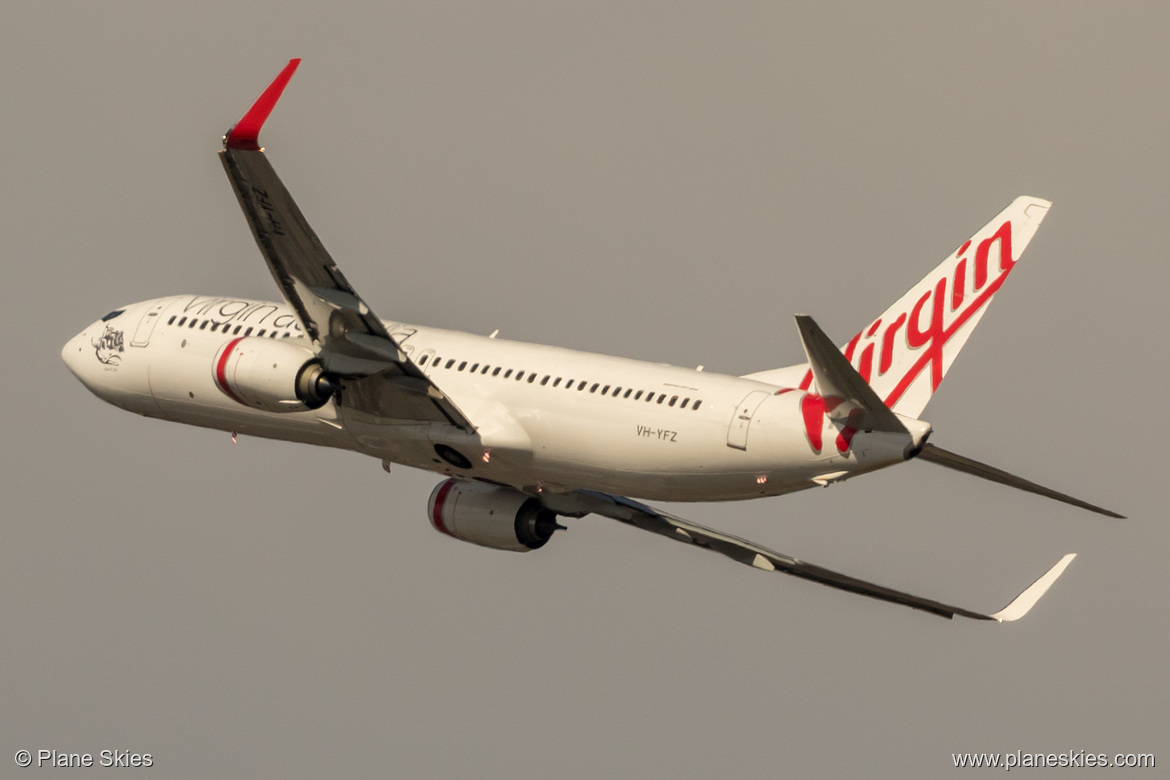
top-left (212, 337), bottom-right (337, 413)
top-left (428, 479), bottom-right (560, 552)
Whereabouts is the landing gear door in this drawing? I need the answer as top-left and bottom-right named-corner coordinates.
top-left (130, 301), bottom-right (168, 347)
top-left (727, 390), bottom-right (770, 450)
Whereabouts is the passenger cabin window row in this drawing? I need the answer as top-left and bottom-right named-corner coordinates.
top-left (166, 315), bottom-right (302, 340)
top-left (415, 352), bottom-right (704, 411)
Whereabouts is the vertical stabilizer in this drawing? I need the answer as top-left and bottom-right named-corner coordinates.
top-left (745, 197), bottom-right (1052, 418)
top-left (861, 196), bottom-right (1051, 417)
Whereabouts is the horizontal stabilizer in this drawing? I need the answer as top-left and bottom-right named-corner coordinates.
top-left (794, 315), bottom-right (906, 434)
top-left (915, 444), bottom-right (1124, 518)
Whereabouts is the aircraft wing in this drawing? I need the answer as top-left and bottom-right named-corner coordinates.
top-left (558, 490), bottom-right (1075, 621)
top-left (219, 59), bottom-right (474, 431)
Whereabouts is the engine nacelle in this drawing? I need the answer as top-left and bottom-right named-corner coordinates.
top-left (428, 479), bottom-right (559, 552)
top-left (212, 337), bottom-right (336, 413)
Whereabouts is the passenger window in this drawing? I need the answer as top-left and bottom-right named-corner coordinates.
top-left (601, 385), bottom-right (610, 395)
top-left (445, 359), bottom-right (455, 369)
top-left (527, 374), bottom-right (536, 383)
top-left (669, 396), bottom-right (678, 407)
top-left (269, 332), bottom-right (277, 338)
top-left (167, 316), bottom-right (176, 325)
top-left (200, 321), bottom-right (209, 330)
top-left (178, 317), bottom-right (187, 326)
top-left (481, 365), bottom-right (490, 374)
top-left (244, 327), bottom-right (253, 336)
top-left (505, 369), bottom-right (513, 378)
top-left (590, 383), bottom-right (599, 393)
top-left (516, 371), bottom-right (525, 381)
top-left (623, 388), bottom-right (632, 398)
top-left (540, 376), bottom-right (550, 386)
top-left (693, 399), bottom-right (702, 410)
top-left (493, 367), bottom-right (502, 376)
top-left (419, 355), bottom-right (429, 366)
top-left (634, 390), bottom-right (643, 400)
top-left (458, 361), bottom-right (467, 371)
top-left (681, 397), bottom-right (689, 407)
top-left (470, 363), bottom-right (479, 372)
top-left (553, 378), bottom-right (562, 387)
top-left (233, 325), bottom-right (242, 335)
top-left (578, 381), bottom-right (586, 391)
top-left (657, 394), bottom-right (666, 404)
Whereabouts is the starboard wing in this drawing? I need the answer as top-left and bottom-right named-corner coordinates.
top-left (219, 60), bottom-right (474, 431)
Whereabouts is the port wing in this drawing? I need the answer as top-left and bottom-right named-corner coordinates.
top-left (558, 490), bottom-right (1075, 621)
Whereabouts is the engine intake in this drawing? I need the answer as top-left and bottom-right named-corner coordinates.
top-left (213, 337), bottom-right (337, 413)
top-left (428, 479), bottom-right (560, 552)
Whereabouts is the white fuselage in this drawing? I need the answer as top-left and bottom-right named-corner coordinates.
top-left (63, 294), bottom-right (916, 501)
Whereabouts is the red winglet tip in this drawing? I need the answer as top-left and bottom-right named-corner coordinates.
top-left (225, 58), bottom-right (302, 151)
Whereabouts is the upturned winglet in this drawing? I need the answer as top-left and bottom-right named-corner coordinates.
top-left (224, 58), bottom-right (302, 150)
top-left (989, 553), bottom-right (1077, 622)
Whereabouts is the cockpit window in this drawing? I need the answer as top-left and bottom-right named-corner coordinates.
top-left (100, 309), bottom-right (124, 322)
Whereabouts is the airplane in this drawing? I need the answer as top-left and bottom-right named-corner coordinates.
top-left (61, 59), bottom-right (1122, 622)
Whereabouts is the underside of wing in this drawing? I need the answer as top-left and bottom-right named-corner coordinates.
top-left (553, 490), bottom-right (1075, 621)
top-left (219, 60), bottom-right (473, 431)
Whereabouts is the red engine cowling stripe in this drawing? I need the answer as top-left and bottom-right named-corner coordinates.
top-left (431, 479), bottom-right (456, 537)
top-left (214, 337), bottom-right (247, 405)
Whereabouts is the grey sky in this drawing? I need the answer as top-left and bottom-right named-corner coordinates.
top-left (2, 2), bottom-right (1165, 777)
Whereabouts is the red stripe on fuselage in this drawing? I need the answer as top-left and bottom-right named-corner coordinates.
top-left (800, 394), bottom-right (826, 453)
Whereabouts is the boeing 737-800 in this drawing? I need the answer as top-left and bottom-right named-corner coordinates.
top-left (61, 60), bottom-right (1121, 621)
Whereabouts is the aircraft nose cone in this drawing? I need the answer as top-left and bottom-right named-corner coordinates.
top-left (61, 329), bottom-right (90, 381)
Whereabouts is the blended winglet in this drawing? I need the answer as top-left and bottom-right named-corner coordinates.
top-left (989, 553), bottom-right (1076, 622)
top-left (225, 58), bottom-right (302, 150)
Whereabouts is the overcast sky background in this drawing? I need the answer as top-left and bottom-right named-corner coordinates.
top-left (2, 2), bottom-right (1166, 777)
